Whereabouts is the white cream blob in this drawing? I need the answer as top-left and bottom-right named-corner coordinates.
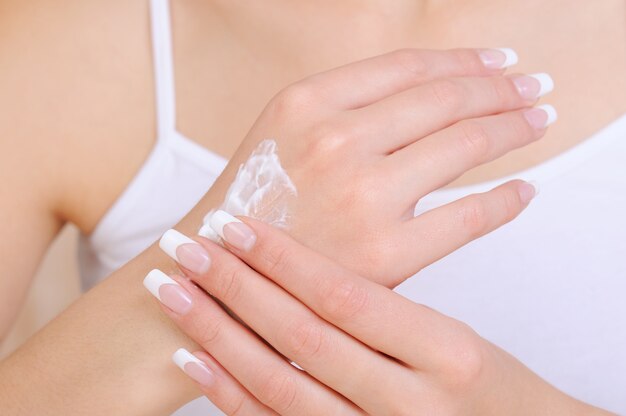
top-left (199, 139), bottom-right (297, 240)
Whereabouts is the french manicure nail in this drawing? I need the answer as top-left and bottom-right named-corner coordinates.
top-left (528, 180), bottom-right (540, 196)
top-left (160, 229), bottom-right (211, 274)
top-left (479, 48), bottom-right (518, 69)
top-left (143, 270), bottom-right (193, 315)
top-left (172, 348), bottom-right (215, 386)
top-left (512, 73), bottom-right (554, 100)
top-left (209, 210), bottom-right (257, 252)
top-left (518, 181), bottom-right (539, 204)
top-left (523, 104), bottom-right (558, 129)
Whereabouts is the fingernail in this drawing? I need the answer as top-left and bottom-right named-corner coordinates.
top-left (479, 48), bottom-right (518, 69)
top-left (518, 181), bottom-right (539, 204)
top-left (160, 229), bottom-right (211, 274)
top-left (143, 270), bottom-right (193, 315)
top-left (209, 210), bottom-right (257, 252)
top-left (523, 104), bottom-right (558, 129)
top-left (512, 73), bottom-right (554, 100)
top-left (172, 348), bottom-right (215, 387)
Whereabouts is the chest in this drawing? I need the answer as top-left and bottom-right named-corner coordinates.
top-left (168, 0), bottom-right (625, 188)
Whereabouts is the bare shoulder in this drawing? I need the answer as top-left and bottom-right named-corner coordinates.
top-left (0, 0), bottom-right (157, 233)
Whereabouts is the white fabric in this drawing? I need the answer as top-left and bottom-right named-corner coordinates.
top-left (76, 0), bottom-right (626, 413)
top-left (77, 0), bottom-right (227, 291)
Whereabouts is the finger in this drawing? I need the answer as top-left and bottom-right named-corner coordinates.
top-left (206, 213), bottom-right (466, 372)
top-left (382, 105), bottom-right (555, 206)
top-left (171, 349), bottom-right (277, 416)
top-left (287, 48), bottom-right (517, 110)
top-left (144, 271), bottom-right (362, 416)
top-left (394, 180), bottom-right (537, 277)
top-left (346, 73), bottom-right (551, 153)
top-left (167, 239), bottom-right (410, 415)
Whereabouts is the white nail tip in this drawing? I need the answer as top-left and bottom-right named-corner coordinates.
top-left (172, 348), bottom-right (205, 371)
top-left (495, 48), bottom-right (518, 68)
top-left (529, 73), bottom-right (554, 97)
top-left (536, 104), bottom-right (558, 127)
top-left (159, 229), bottom-right (196, 262)
top-left (198, 222), bottom-right (219, 242)
top-left (209, 210), bottom-right (242, 240)
top-left (143, 269), bottom-right (178, 302)
top-left (528, 180), bottom-right (541, 197)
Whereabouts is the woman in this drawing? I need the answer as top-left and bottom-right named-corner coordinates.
top-left (0, 0), bottom-right (623, 414)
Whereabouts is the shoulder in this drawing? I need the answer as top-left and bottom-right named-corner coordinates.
top-left (0, 0), bottom-right (157, 232)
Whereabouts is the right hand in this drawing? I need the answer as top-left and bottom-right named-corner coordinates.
top-left (205, 48), bottom-right (552, 287)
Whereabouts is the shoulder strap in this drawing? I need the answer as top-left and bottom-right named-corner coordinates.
top-left (150, 0), bottom-right (176, 140)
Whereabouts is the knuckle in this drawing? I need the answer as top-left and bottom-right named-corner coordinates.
top-left (459, 197), bottom-right (489, 238)
top-left (285, 319), bottom-right (325, 360)
top-left (430, 79), bottom-right (464, 111)
top-left (258, 370), bottom-right (298, 412)
top-left (322, 279), bottom-right (370, 320)
top-left (306, 123), bottom-right (351, 158)
top-left (215, 264), bottom-right (244, 304)
top-left (261, 242), bottom-right (294, 279)
top-left (270, 82), bottom-right (316, 116)
top-left (439, 323), bottom-right (486, 390)
top-left (390, 48), bottom-right (429, 78)
top-left (195, 316), bottom-right (225, 347)
top-left (458, 121), bottom-right (491, 161)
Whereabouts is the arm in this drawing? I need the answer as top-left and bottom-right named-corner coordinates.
top-left (0, 134), bottom-right (64, 342)
top-left (0, 1), bottom-right (198, 412)
top-left (0, 193), bottom-right (221, 414)
top-left (0, 0), bottom-right (157, 343)
top-left (0, 47), bottom-right (551, 414)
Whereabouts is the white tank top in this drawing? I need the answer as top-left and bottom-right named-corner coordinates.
top-left (77, 0), bottom-right (626, 414)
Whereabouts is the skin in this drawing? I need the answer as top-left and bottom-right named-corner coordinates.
top-left (0, 48), bottom-right (553, 414)
top-left (0, 0), bottom-right (623, 335)
top-left (157, 216), bottom-right (613, 415)
top-left (173, 0), bottom-right (626, 177)
top-left (0, 0), bottom-right (623, 413)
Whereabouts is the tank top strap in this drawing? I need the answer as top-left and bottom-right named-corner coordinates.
top-left (150, 0), bottom-right (176, 142)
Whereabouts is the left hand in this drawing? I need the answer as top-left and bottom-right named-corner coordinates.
top-left (145, 213), bottom-right (608, 415)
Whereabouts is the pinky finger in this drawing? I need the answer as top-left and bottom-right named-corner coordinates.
top-left (399, 180), bottom-right (537, 275)
top-left (173, 349), bottom-right (277, 416)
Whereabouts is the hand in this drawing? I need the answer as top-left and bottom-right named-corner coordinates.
top-left (146, 215), bottom-right (609, 415)
top-left (204, 48), bottom-right (552, 287)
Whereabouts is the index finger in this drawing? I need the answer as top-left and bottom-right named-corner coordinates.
top-left (282, 48), bottom-right (518, 110)
top-left (209, 210), bottom-right (467, 371)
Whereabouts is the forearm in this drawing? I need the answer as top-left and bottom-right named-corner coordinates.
top-left (0, 172), bottom-right (236, 415)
